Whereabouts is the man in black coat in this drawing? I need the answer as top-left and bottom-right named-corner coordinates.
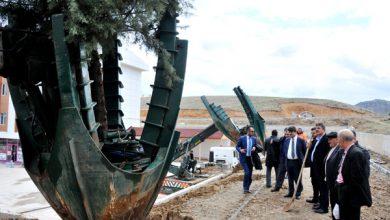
top-left (306, 125), bottom-right (323, 204)
top-left (310, 123), bottom-right (331, 214)
top-left (264, 130), bottom-right (280, 188)
top-left (351, 130), bottom-right (371, 177)
top-left (281, 126), bottom-right (306, 199)
top-left (271, 128), bottom-right (289, 192)
top-left (336, 129), bottom-right (372, 220)
top-left (324, 132), bottom-right (343, 219)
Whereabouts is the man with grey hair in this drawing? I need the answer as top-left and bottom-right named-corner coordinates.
top-left (335, 129), bottom-right (372, 220)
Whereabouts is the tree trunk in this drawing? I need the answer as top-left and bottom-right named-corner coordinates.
top-left (88, 49), bottom-right (107, 140)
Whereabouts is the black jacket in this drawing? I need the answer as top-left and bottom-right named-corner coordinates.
top-left (338, 145), bottom-right (372, 207)
top-left (278, 136), bottom-right (287, 165)
top-left (264, 135), bottom-right (280, 167)
top-left (309, 135), bottom-right (331, 179)
top-left (251, 152), bottom-right (262, 170)
top-left (325, 146), bottom-right (343, 190)
top-left (355, 141), bottom-right (371, 177)
top-left (305, 138), bottom-right (315, 167)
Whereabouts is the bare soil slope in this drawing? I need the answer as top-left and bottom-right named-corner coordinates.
top-left (140, 96), bottom-right (390, 134)
top-left (141, 96), bottom-right (370, 118)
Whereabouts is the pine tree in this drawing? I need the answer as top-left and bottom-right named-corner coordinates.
top-left (0, 0), bottom-right (192, 52)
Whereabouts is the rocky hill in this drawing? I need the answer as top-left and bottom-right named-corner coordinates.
top-left (356, 99), bottom-right (390, 115)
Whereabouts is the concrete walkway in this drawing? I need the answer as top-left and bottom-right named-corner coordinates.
top-left (0, 164), bottom-right (60, 219)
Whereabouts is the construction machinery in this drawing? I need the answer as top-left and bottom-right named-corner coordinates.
top-left (201, 96), bottom-right (241, 143)
top-left (233, 86), bottom-right (266, 144)
top-left (170, 123), bottom-right (219, 179)
top-left (201, 87), bottom-right (266, 148)
top-left (0, 6), bottom-right (188, 220)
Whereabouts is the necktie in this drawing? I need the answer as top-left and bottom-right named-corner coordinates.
top-left (336, 150), bottom-right (347, 183)
top-left (291, 138), bottom-right (296, 159)
top-left (247, 136), bottom-right (251, 156)
top-left (338, 151), bottom-right (346, 174)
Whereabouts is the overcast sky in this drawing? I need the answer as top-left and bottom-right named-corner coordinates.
top-left (129, 0), bottom-right (390, 105)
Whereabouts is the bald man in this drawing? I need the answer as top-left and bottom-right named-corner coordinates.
top-left (335, 129), bottom-right (372, 220)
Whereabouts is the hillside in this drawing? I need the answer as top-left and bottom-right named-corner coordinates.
top-left (356, 99), bottom-right (390, 115)
top-left (141, 96), bottom-right (371, 118)
top-left (140, 96), bottom-right (390, 134)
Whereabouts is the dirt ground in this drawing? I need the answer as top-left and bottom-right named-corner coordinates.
top-left (151, 167), bottom-right (390, 219)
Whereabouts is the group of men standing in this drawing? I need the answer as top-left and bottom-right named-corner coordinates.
top-left (236, 123), bottom-right (372, 220)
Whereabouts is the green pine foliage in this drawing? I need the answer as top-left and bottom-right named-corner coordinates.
top-left (0, 0), bottom-right (192, 52)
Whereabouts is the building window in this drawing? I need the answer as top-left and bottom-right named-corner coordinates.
top-left (0, 113), bottom-right (7, 124)
top-left (1, 83), bottom-right (6, 96)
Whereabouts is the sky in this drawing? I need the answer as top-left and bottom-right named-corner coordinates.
top-left (128, 0), bottom-right (390, 105)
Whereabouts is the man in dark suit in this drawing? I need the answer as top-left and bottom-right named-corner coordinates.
top-left (236, 126), bottom-right (257, 193)
top-left (336, 129), bottom-right (372, 220)
top-left (264, 129), bottom-right (280, 188)
top-left (281, 126), bottom-right (306, 199)
top-left (308, 123), bottom-right (331, 214)
top-left (351, 130), bottom-right (371, 177)
top-left (324, 132), bottom-right (343, 219)
top-left (271, 128), bottom-right (290, 192)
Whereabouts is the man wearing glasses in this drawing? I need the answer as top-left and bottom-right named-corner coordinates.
top-left (308, 123), bottom-right (331, 214)
top-left (236, 126), bottom-right (257, 193)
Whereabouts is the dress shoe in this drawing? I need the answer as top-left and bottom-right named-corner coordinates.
top-left (306, 198), bottom-right (318, 203)
top-left (314, 208), bottom-right (328, 214)
top-left (284, 194), bottom-right (293, 198)
top-left (271, 188), bottom-right (280, 192)
top-left (312, 205), bottom-right (321, 210)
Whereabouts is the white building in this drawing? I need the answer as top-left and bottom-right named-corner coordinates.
top-left (119, 49), bottom-right (149, 128)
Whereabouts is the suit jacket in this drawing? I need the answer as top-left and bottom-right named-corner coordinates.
top-left (236, 135), bottom-right (257, 161)
top-left (338, 145), bottom-right (372, 207)
top-left (305, 138), bottom-right (316, 167)
top-left (264, 135), bottom-right (280, 167)
top-left (278, 136), bottom-right (287, 165)
top-left (324, 146), bottom-right (343, 190)
top-left (355, 141), bottom-right (371, 177)
top-left (251, 151), bottom-right (262, 170)
top-left (309, 135), bottom-right (331, 179)
top-left (280, 136), bottom-right (306, 165)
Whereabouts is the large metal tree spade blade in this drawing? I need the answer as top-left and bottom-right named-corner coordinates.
top-left (233, 86), bottom-right (266, 144)
top-left (0, 8), bottom-right (188, 220)
top-left (201, 96), bottom-right (240, 143)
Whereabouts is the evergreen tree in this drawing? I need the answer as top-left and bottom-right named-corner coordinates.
top-left (0, 0), bottom-right (192, 52)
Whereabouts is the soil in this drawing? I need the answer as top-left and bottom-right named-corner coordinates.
top-left (141, 99), bottom-right (390, 135)
top-left (151, 168), bottom-right (390, 220)
top-left (370, 150), bottom-right (390, 170)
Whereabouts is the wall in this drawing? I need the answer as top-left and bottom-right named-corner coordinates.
top-left (0, 77), bottom-right (9, 132)
top-left (119, 64), bottom-right (143, 127)
top-left (356, 132), bottom-right (390, 157)
top-left (0, 77), bottom-right (18, 139)
top-left (188, 139), bottom-right (234, 161)
top-left (265, 125), bottom-right (390, 157)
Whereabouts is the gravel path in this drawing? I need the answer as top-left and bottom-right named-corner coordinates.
top-left (151, 167), bottom-right (390, 219)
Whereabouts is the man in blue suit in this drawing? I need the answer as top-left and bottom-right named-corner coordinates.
top-left (236, 126), bottom-right (257, 193)
top-left (281, 126), bottom-right (306, 199)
